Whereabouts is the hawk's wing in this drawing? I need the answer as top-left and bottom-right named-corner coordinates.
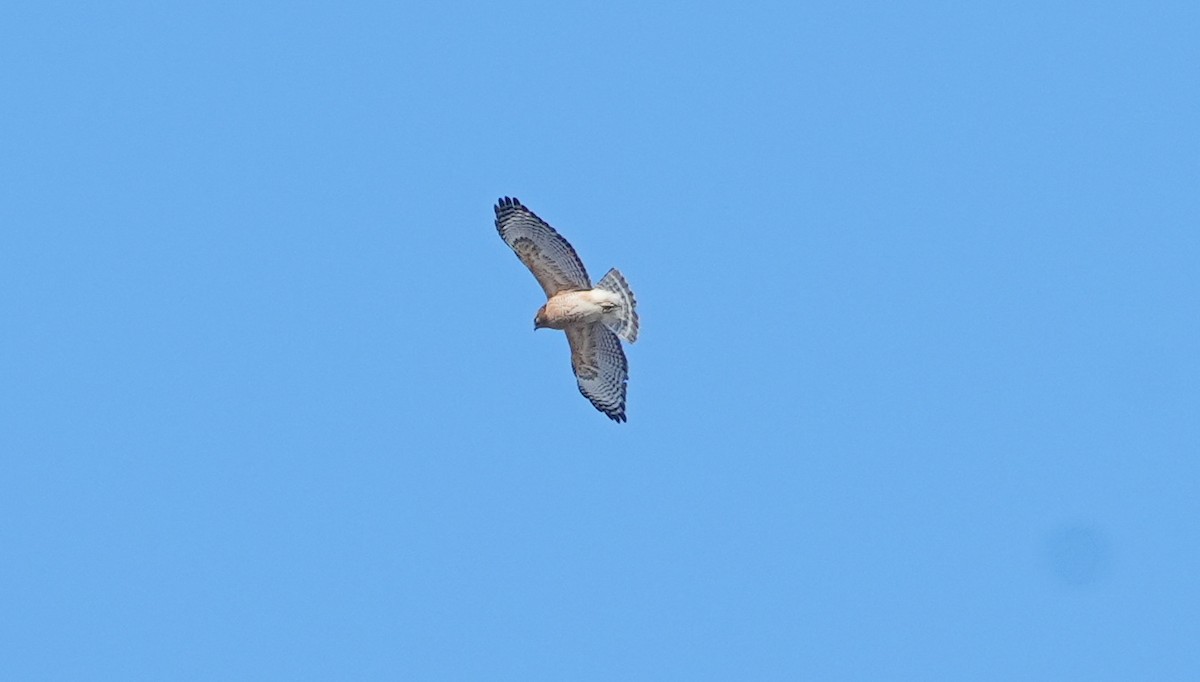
top-left (495, 197), bottom-right (591, 297)
top-left (565, 322), bottom-right (628, 422)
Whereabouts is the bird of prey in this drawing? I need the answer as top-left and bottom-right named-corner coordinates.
top-left (495, 197), bottom-right (639, 422)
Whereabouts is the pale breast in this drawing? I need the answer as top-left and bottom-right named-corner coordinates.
top-left (544, 290), bottom-right (606, 327)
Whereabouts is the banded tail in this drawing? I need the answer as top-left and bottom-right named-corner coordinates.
top-left (597, 268), bottom-right (639, 343)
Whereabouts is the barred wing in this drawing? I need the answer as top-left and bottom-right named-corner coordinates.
top-left (565, 322), bottom-right (628, 422)
top-left (495, 197), bottom-right (591, 297)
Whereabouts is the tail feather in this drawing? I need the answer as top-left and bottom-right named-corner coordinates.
top-left (597, 268), bottom-right (638, 343)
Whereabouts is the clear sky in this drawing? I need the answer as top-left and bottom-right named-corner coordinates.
top-left (2, 1), bottom-right (1197, 679)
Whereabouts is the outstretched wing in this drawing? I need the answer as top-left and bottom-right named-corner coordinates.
top-left (495, 197), bottom-right (591, 297)
top-left (565, 322), bottom-right (628, 422)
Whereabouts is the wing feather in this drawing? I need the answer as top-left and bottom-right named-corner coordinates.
top-left (565, 323), bottom-right (628, 422)
top-left (495, 197), bottom-right (591, 297)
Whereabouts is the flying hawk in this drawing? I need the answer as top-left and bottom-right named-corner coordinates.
top-left (495, 197), bottom-right (639, 422)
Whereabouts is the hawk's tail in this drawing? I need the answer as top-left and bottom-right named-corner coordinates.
top-left (597, 268), bottom-right (638, 344)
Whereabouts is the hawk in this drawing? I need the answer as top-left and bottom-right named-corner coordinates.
top-left (495, 197), bottom-right (639, 422)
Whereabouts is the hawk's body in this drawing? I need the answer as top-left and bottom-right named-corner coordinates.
top-left (538, 289), bottom-right (623, 329)
top-left (495, 197), bottom-right (638, 422)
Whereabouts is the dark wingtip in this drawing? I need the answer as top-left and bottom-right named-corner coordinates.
top-left (495, 196), bottom-right (522, 214)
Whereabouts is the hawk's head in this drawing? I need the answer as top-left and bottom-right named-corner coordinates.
top-left (534, 306), bottom-right (548, 331)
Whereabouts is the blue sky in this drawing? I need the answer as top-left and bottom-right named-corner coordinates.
top-left (2, 1), bottom-right (1197, 679)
